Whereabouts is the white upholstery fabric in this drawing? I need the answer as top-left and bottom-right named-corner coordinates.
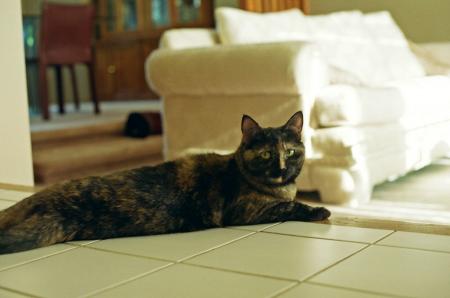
top-left (314, 75), bottom-right (450, 127)
top-left (159, 28), bottom-right (219, 50)
top-left (147, 41), bottom-right (326, 96)
top-left (311, 120), bottom-right (450, 167)
top-left (313, 85), bottom-right (404, 126)
top-left (362, 12), bottom-right (425, 80)
top-left (215, 8), bottom-right (307, 45)
top-left (385, 76), bottom-right (450, 129)
top-left (216, 8), bottom-right (425, 86)
top-left (312, 124), bottom-right (405, 160)
top-left (305, 119), bottom-right (450, 203)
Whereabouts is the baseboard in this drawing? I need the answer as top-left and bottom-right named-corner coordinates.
top-left (0, 182), bottom-right (36, 192)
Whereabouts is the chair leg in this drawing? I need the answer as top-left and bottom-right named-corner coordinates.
top-left (69, 65), bottom-right (80, 110)
top-left (88, 63), bottom-right (100, 114)
top-left (55, 65), bottom-right (65, 114)
top-left (39, 63), bottom-right (50, 120)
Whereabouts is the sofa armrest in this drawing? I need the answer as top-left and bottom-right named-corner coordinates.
top-left (146, 41), bottom-right (329, 97)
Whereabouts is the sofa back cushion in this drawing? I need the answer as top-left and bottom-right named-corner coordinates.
top-left (362, 12), bottom-right (425, 82)
top-left (216, 7), bottom-right (308, 45)
top-left (216, 8), bottom-right (425, 85)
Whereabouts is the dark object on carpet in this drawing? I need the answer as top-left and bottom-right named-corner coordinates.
top-left (124, 112), bottom-right (162, 138)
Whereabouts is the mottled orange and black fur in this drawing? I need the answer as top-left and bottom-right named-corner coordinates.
top-left (0, 111), bottom-right (330, 254)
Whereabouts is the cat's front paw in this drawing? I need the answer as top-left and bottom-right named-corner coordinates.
top-left (309, 207), bottom-right (331, 221)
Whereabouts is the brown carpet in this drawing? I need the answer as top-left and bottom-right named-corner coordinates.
top-left (32, 119), bottom-right (163, 185)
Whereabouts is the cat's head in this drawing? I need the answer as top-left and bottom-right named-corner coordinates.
top-left (236, 111), bottom-right (305, 186)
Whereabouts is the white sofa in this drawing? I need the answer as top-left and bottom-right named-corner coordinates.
top-left (146, 8), bottom-right (450, 205)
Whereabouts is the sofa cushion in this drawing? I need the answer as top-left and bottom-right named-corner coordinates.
top-left (295, 11), bottom-right (424, 85)
top-left (215, 8), bottom-right (424, 85)
top-left (311, 123), bottom-right (406, 161)
top-left (314, 76), bottom-right (450, 128)
top-left (311, 119), bottom-right (450, 168)
top-left (361, 12), bottom-right (425, 81)
top-left (215, 8), bottom-right (307, 45)
top-left (313, 84), bottom-right (405, 127)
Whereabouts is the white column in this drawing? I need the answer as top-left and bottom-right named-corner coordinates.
top-left (0, 1), bottom-right (34, 186)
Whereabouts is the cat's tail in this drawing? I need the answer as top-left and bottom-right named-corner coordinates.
top-left (0, 195), bottom-right (75, 254)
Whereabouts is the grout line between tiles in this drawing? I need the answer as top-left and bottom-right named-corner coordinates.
top-left (81, 230), bottom-right (258, 265)
top-left (372, 230), bottom-right (397, 244)
top-left (227, 222), bottom-right (283, 232)
top-left (181, 262), bottom-right (299, 283)
top-left (177, 231), bottom-right (257, 262)
top-left (82, 262), bottom-right (175, 298)
top-left (83, 231), bottom-right (274, 297)
top-left (306, 281), bottom-right (413, 298)
top-left (267, 281), bottom-right (299, 298)
top-left (0, 245), bottom-right (80, 273)
top-left (374, 243), bottom-right (450, 255)
top-left (0, 285), bottom-right (43, 298)
top-left (302, 243), bottom-right (371, 282)
top-left (65, 240), bottom-right (100, 247)
top-left (258, 222), bottom-right (284, 231)
top-left (79, 245), bottom-right (175, 263)
top-left (267, 281), bottom-right (300, 298)
top-left (81, 231), bottom-right (266, 296)
top-left (259, 230), bottom-right (380, 245)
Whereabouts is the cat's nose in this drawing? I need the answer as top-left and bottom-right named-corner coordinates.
top-left (279, 157), bottom-right (286, 170)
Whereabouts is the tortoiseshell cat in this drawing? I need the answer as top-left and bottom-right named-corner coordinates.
top-left (0, 111), bottom-right (330, 254)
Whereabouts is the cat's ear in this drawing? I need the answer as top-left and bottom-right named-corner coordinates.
top-left (283, 111), bottom-right (303, 135)
top-left (241, 114), bottom-right (261, 143)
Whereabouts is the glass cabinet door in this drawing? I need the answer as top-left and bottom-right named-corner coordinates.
top-left (105, 0), bottom-right (138, 32)
top-left (151, 0), bottom-right (170, 27)
top-left (106, 0), bottom-right (116, 32)
top-left (22, 16), bottom-right (40, 115)
top-left (98, 0), bottom-right (213, 38)
top-left (176, 0), bottom-right (202, 24)
top-left (122, 0), bottom-right (138, 31)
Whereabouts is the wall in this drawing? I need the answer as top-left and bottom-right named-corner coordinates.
top-left (311, 0), bottom-right (450, 43)
top-left (215, 0), bottom-right (450, 43)
top-left (0, 1), bottom-right (34, 186)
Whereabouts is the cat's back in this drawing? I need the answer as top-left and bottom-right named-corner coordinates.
top-left (174, 153), bottom-right (234, 190)
top-left (97, 153), bottom-right (234, 200)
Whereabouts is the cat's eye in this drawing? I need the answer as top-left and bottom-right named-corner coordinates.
top-left (286, 149), bottom-right (296, 157)
top-left (260, 151), bottom-right (271, 159)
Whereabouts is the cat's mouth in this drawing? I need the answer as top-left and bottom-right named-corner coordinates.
top-left (268, 176), bottom-right (284, 184)
top-left (265, 174), bottom-right (293, 186)
top-left (265, 169), bottom-right (289, 185)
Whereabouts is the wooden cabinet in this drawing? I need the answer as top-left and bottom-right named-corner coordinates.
top-left (95, 39), bottom-right (158, 100)
top-left (94, 0), bottom-right (214, 101)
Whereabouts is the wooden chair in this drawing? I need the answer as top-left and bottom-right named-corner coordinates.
top-left (239, 0), bottom-right (310, 13)
top-left (39, 3), bottom-right (100, 120)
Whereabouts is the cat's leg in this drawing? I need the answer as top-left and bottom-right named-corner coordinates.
top-left (262, 201), bottom-right (330, 222)
top-left (242, 201), bottom-right (330, 225)
top-left (227, 201), bottom-right (330, 226)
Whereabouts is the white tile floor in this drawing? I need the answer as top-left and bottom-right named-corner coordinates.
top-left (0, 189), bottom-right (449, 298)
